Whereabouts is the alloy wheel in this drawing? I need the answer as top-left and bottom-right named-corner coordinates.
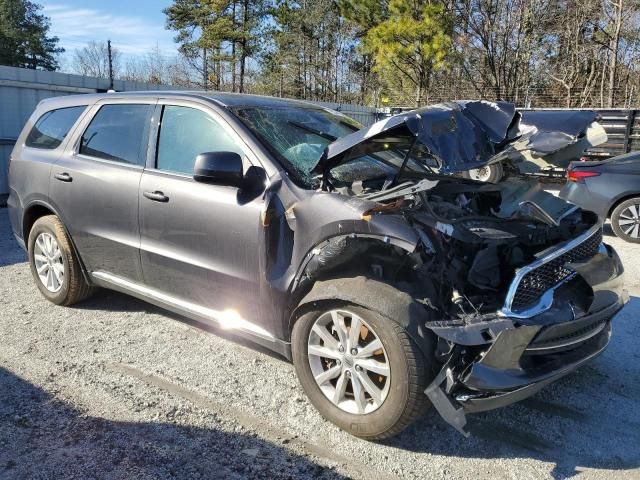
top-left (307, 309), bottom-right (391, 414)
top-left (617, 204), bottom-right (640, 239)
top-left (33, 232), bottom-right (65, 293)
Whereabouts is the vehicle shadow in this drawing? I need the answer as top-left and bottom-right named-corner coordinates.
top-left (603, 222), bottom-right (615, 237)
top-left (0, 366), bottom-right (346, 479)
top-left (0, 210), bottom-right (26, 267)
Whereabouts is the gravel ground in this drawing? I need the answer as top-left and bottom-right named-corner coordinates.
top-left (1, 207), bottom-right (639, 480)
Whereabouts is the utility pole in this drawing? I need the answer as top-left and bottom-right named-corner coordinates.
top-left (203, 47), bottom-right (208, 90)
top-left (107, 40), bottom-right (114, 90)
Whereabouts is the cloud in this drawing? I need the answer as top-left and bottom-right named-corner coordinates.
top-left (42, 3), bottom-right (178, 56)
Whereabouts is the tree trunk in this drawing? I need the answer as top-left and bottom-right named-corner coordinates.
top-left (203, 48), bottom-right (208, 90)
top-left (239, 0), bottom-right (249, 93)
top-left (607, 0), bottom-right (624, 108)
top-left (231, 1), bottom-right (237, 92)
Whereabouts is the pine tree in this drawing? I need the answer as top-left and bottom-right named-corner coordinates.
top-left (165, 0), bottom-right (265, 92)
top-left (341, 0), bottom-right (452, 106)
top-left (0, 0), bottom-right (63, 70)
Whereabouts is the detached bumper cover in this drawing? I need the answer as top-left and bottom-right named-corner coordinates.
top-left (425, 243), bottom-right (628, 435)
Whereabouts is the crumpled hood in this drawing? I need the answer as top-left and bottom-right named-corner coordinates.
top-left (314, 100), bottom-right (607, 175)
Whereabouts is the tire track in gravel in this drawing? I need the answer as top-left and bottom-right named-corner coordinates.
top-left (108, 362), bottom-right (400, 480)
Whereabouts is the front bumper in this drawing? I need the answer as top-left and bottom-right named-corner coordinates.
top-left (425, 242), bottom-right (628, 435)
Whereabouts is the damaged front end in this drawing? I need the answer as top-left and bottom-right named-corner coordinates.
top-left (343, 175), bottom-right (627, 435)
top-left (294, 101), bottom-right (628, 435)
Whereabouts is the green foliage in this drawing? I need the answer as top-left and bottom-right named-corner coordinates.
top-left (342, 0), bottom-right (451, 105)
top-left (338, 0), bottom-right (388, 32)
top-left (0, 0), bottom-right (63, 70)
top-left (164, 0), bottom-right (266, 91)
top-left (161, 0), bottom-right (640, 108)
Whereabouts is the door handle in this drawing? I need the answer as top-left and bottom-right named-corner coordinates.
top-left (143, 190), bottom-right (169, 203)
top-left (54, 172), bottom-right (73, 182)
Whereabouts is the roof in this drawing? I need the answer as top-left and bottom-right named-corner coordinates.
top-left (39, 90), bottom-right (326, 110)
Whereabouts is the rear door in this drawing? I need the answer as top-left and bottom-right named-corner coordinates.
top-left (49, 98), bottom-right (156, 282)
top-left (138, 99), bottom-right (265, 328)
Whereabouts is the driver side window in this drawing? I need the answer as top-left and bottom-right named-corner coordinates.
top-left (156, 105), bottom-right (244, 175)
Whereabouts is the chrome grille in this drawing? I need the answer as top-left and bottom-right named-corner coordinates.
top-left (510, 228), bottom-right (603, 312)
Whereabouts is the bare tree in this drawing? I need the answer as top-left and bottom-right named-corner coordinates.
top-left (72, 41), bottom-right (120, 78)
top-left (605, 0), bottom-right (624, 107)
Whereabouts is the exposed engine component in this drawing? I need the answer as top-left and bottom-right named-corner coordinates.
top-left (329, 177), bottom-right (599, 320)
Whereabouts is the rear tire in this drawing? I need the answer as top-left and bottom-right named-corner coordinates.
top-left (28, 215), bottom-right (94, 305)
top-left (292, 302), bottom-right (433, 440)
top-left (611, 197), bottom-right (640, 243)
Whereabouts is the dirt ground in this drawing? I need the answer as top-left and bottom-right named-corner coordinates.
top-left (1, 207), bottom-right (639, 480)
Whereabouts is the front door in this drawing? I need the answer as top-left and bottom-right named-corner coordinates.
top-left (138, 101), bottom-right (265, 330)
top-left (49, 100), bottom-right (155, 282)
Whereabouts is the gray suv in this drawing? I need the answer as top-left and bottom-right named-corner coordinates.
top-left (8, 93), bottom-right (627, 438)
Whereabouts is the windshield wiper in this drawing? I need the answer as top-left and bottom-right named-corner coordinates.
top-left (287, 121), bottom-right (337, 141)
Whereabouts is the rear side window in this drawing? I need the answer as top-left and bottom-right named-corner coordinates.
top-left (156, 105), bottom-right (244, 175)
top-left (80, 104), bottom-right (150, 165)
top-left (25, 106), bottom-right (86, 149)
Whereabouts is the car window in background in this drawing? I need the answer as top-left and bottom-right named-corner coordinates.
top-left (25, 106), bottom-right (86, 149)
top-left (156, 105), bottom-right (245, 176)
top-left (231, 106), bottom-right (361, 186)
top-left (79, 104), bottom-right (150, 165)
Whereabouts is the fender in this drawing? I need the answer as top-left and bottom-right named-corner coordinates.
top-left (290, 276), bottom-right (436, 359)
top-left (22, 200), bottom-right (93, 286)
top-left (289, 232), bottom-right (417, 294)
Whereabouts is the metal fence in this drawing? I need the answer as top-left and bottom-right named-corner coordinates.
top-left (310, 101), bottom-right (378, 126)
top-left (0, 65), bottom-right (176, 204)
top-left (583, 110), bottom-right (639, 159)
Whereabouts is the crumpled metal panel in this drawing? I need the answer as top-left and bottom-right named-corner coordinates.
top-left (316, 101), bottom-right (605, 175)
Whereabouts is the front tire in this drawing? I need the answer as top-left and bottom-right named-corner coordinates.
top-left (611, 197), bottom-right (640, 243)
top-left (292, 303), bottom-right (432, 440)
top-left (28, 215), bottom-right (94, 305)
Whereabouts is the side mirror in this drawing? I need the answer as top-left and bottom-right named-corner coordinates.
top-left (193, 151), bottom-right (244, 187)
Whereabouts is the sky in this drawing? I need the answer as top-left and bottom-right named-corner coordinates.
top-left (42, 0), bottom-right (180, 62)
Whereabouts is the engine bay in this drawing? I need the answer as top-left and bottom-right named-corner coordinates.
top-left (322, 176), bottom-right (599, 320)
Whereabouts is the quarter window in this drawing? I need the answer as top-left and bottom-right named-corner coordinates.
top-left (25, 106), bottom-right (86, 149)
top-left (156, 105), bottom-right (244, 175)
top-left (80, 104), bottom-right (150, 165)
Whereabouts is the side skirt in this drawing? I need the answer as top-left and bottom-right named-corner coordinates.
top-left (90, 271), bottom-right (292, 360)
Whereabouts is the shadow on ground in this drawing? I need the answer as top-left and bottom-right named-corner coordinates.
top-left (0, 211), bottom-right (26, 267)
top-left (603, 223), bottom-right (615, 238)
top-left (16, 290), bottom-right (640, 480)
top-left (0, 367), bottom-right (345, 480)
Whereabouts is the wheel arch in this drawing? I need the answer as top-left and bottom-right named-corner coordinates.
top-left (608, 193), bottom-right (640, 218)
top-left (22, 201), bottom-right (57, 242)
top-left (289, 276), bottom-right (436, 360)
top-left (22, 201), bottom-right (92, 285)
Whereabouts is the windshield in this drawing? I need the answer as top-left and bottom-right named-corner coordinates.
top-left (231, 105), bottom-right (437, 189)
top-left (231, 106), bottom-right (361, 185)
